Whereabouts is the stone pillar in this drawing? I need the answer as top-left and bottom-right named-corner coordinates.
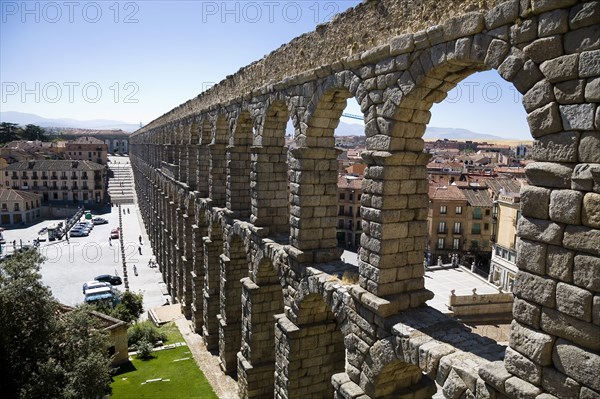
top-left (288, 147), bottom-right (341, 263)
top-left (227, 145), bottom-right (252, 219)
top-left (358, 150), bottom-right (434, 306)
top-left (218, 238), bottom-right (246, 374)
top-left (180, 212), bottom-right (193, 318)
top-left (197, 145), bottom-right (210, 197)
top-left (179, 144), bottom-right (188, 185)
top-left (238, 277), bottom-right (284, 399)
top-left (250, 146), bottom-right (289, 235)
top-left (274, 314), bottom-right (345, 399)
top-left (186, 146), bottom-right (197, 191)
top-left (202, 236), bottom-right (221, 350)
top-left (209, 143), bottom-right (227, 207)
top-left (191, 223), bottom-right (205, 333)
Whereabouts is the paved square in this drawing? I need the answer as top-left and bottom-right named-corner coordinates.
top-left (2, 205), bottom-right (169, 314)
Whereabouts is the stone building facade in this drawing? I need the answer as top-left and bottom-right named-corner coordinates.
top-left (65, 136), bottom-right (108, 165)
top-left (2, 160), bottom-right (107, 206)
top-left (129, 1), bottom-right (600, 398)
top-left (0, 188), bottom-right (42, 225)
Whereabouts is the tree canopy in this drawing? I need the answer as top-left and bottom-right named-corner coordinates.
top-left (0, 122), bottom-right (48, 144)
top-left (0, 250), bottom-right (113, 399)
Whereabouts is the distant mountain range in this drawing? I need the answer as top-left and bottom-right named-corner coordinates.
top-left (0, 111), bottom-right (139, 132)
top-left (2, 111), bottom-right (510, 141)
top-left (294, 120), bottom-right (509, 141)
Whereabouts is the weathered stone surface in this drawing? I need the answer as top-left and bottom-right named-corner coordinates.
top-left (516, 239), bottom-right (546, 275)
top-left (582, 192), bottom-right (600, 229)
top-left (523, 79), bottom-right (555, 113)
top-left (517, 216), bottom-right (564, 245)
top-left (443, 11), bottom-right (484, 41)
top-left (531, 0), bottom-right (578, 14)
top-left (564, 25), bottom-right (600, 54)
top-left (527, 103), bottom-right (563, 138)
top-left (524, 36), bottom-right (563, 64)
top-left (443, 368), bottom-right (468, 399)
top-left (569, 1), bottom-right (600, 30)
top-left (513, 297), bottom-right (542, 329)
top-left (541, 366), bottom-right (581, 399)
top-left (580, 387), bottom-right (600, 399)
top-left (504, 347), bottom-right (541, 385)
top-left (560, 104), bottom-right (596, 130)
top-left (531, 131), bottom-right (579, 162)
top-left (513, 59), bottom-right (544, 93)
top-left (563, 225), bottom-right (600, 255)
top-left (542, 307), bottom-right (600, 350)
top-left (390, 34), bottom-right (414, 56)
top-left (520, 185), bottom-right (550, 219)
top-left (572, 163), bottom-right (599, 192)
top-left (485, 0), bottom-right (518, 29)
top-left (579, 134), bottom-right (600, 164)
top-left (585, 77), bottom-right (600, 102)
top-left (594, 296), bottom-right (600, 326)
top-left (513, 272), bottom-right (557, 311)
top-left (573, 254), bottom-right (600, 292)
top-left (510, 17), bottom-right (538, 44)
top-left (510, 320), bottom-right (554, 366)
top-left (525, 162), bottom-right (573, 188)
top-left (538, 9), bottom-right (568, 37)
top-left (484, 38), bottom-right (511, 69)
top-left (549, 189), bottom-right (583, 224)
top-left (540, 54), bottom-right (578, 83)
top-left (553, 338), bottom-right (600, 391)
top-left (554, 79), bottom-right (585, 104)
top-left (478, 361), bottom-right (512, 392)
top-left (505, 376), bottom-right (541, 399)
top-left (556, 282), bottom-right (593, 321)
top-left (579, 49), bottom-right (600, 77)
top-left (546, 245), bottom-right (574, 283)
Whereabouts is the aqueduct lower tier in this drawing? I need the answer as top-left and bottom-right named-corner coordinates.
top-left (129, 1), bottom-right (600, 398)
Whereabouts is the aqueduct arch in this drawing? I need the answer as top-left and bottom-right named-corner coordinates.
top-left (131, 1), bottom-right (599, 398)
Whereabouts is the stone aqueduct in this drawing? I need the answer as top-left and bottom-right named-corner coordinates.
top-left (129, 1), bottom-right (599, 398)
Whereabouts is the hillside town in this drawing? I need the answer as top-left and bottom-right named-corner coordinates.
top-left (334, 136), bottom-right (531, 293)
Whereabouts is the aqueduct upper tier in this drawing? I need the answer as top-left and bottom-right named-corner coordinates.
top-left (130, 0), bottom-right (600, 398)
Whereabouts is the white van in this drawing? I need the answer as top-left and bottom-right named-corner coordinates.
top-left (84, 286), bottom-right (115, 305)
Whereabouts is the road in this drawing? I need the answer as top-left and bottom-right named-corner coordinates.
top-left (1, 174), bottom-right (169, 315)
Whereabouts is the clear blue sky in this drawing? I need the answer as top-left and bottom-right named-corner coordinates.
top-left (1, 1), bottom-right (530, 139)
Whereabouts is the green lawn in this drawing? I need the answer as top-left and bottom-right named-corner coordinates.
top-left (111, 323), bottom-right (218, 399)
top-left (159, 322), bottom-right (184, 344)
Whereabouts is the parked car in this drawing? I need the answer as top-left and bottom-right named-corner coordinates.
top-left (69, 229), bottom-right (89, 237)
top-left (92, 217), bottom-right (108, 225)
top-left (82, 280), bottom-right (111, 294)
top-left (95, 274), bottom-right (122, 285)
top-left (84, 286), bottom-right (118, 307)
top-left (76, 221), bottom-right (93, 230)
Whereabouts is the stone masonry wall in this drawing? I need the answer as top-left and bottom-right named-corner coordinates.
top-left (130, 1), bottom-right (599, 398)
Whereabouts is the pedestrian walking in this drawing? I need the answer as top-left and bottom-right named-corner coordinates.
top-left (138, 246), bottom-right (142, 255)
top-left (109, 237), bottom-right (112, 246)
top-left (139, 235), bottom-right (142, 244)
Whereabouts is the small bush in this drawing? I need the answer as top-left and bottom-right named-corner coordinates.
top-left (127, 321), bottom-right (166, 347)
top-left (136, 340), bottom-right (153, 360)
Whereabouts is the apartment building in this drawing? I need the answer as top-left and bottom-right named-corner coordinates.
top-left (0, 188), bottom-right (42, 225)
top-left (427, 184), bottom-right (468, 264)
top-left (337, 175), bottom-right (363, 249)
top-left (2, 160), bottom-right (107, 206)
top-left (65, 136), bottom-right (108, 165)
top-left (487, 179), bottom-right (523, 292)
